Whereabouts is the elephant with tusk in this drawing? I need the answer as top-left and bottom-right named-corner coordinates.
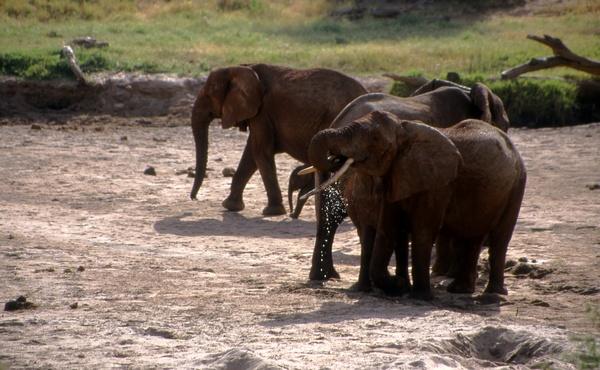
top-left (304, 80), bottom-right (511, 285)
top-left (308, 113), bottom-right (526, 300)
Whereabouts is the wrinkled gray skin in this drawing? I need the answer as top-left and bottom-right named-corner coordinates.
top-left (288, 164), bottom-right (314, 219)
top-left (190, 63), bottom-right (367, 216)
top-left (307, 80), bottom-right (509, 282)
top-left (309, 114), bottom-right (526, 300)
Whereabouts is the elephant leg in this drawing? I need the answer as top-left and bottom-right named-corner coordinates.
top-left (432, 234), bottom-right (452, 276)
top-left (309, 185), bottom-right (344, 280)
top-left (370, 202), bottom-right (406, 296)
top-left (485, 179), bottom-right (525, 295)
top-left (223, 141), bottom-right (256, 212)
top-left (353, 225), bottom-right (375, 292)
top-left (408, 231), bottom-right (436, 301)
top-left (484, 232), bottom-right (510, 295)
top-left (292, 178), bottom-right (313, 218)
top-left (447, 237), bottom-right (484, 294)
top-left (290, 190), bottom-right (309, 219)
top-left (251, 139), bottom-right (286, 216)
top-left (394, 232), bottom-right (411, 294)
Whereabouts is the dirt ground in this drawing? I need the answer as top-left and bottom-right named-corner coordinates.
top-left (0, 106), bottom-right (598, 369)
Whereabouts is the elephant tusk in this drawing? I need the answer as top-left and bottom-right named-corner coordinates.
top-left (299, 157), bottom-right (354, 201)
top-left (298, 155), bottom-right (340, 176)
top-left (298, 166), bottom-right (316, 176)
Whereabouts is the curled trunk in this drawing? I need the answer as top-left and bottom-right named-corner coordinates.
top-left (308, 128), bottom-right (353, 172)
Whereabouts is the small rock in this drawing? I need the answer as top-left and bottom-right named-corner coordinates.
top-left (94, 126), bottom-right (104, 132)
top-left (4, 296), bottom-right (37, 311)
top-left (4, 301), bottom-right (21, 311)
top-left (586, 183), bottom-right (600, 190)
top-left (144, 166), bottom-right (157, 176)
top-left (70, 302), bottom-right (79, 309)
top-left (518, 257), bottom-right (528, 263)
top-left (531, 299), bottom-right (550, 307)
top-left (77, 266), bottom-right (85, 272)
top-left (120, 136), bottom-right (128, 141)
top-left (222, 167), bottom-right (236, 177)
top-left (512, 262), bottom-right (534, 275)
top-left (504, 259), bottom-right (518, 270)
top-left (31, 124), bottom-right (42, 130)
top-left (529, 267), bottom-right (553, 279)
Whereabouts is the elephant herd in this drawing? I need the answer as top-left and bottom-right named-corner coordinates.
top-left (190, 63), bottom-right (526, 301)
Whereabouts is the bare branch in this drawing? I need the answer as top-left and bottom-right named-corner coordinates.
top-left (61, 45), bottom-right (87, 84)
top-left (501, 34), bottom-right (600, 79)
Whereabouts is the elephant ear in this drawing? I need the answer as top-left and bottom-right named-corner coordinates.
top-left (221, 66), bottom-right (264, 129)
top-left (351, 173), bottom-right (384, 201)
top-left (471, 83), bottom-right (510, 132)
top-left (388, 121), bottom-right (463, 202)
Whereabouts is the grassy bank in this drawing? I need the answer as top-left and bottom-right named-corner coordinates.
top-left (1, 0), bottom-right (599, 126)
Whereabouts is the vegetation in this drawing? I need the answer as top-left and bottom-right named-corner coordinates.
top-left (0, 0), bottom-right (598, 126)
top-left (566, 305), bottom-right (600, 369)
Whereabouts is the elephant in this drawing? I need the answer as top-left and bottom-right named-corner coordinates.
top-left (304, 80), bottom-right (510, 281)
top-left (288, 164), bottom-right (314, 219)
top-left (308, 112), bottom-right (526, 300)
top-left (189, 63), bottom-right (368, 216)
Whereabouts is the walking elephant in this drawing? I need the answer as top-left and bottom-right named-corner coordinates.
top-left (309, 113), bottom-right (526, 300)
top-left (189, 63), bottom-right (367, 216)
top-left (288, 164), bottom-right (314, 219)
top-left (303, 80), bottom-right (509, 281)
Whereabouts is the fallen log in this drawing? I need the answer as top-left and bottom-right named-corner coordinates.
top-left (501, 34), bottom-right (600, 79)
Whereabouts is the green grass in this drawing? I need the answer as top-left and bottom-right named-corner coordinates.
top-left (566, 305), bottom-right (600, 369)
top-left (1, 0), bottom-right (598, 126)
top-left (1, 0), bottom-right (599, 79)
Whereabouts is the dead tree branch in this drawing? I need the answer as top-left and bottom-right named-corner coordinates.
top-left (501, 34), bottom-right (600, 79)
top-left (62, 45), bottom-right (87, 85)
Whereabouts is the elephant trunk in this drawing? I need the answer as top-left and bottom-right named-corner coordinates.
top-left (190, 105), bottom-right (211, 200)
top-left (288, 178), bottom-right (295, 214)
top-left (308, 127), bottom-right (354, 173)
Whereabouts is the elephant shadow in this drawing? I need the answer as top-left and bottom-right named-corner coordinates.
top-left (154, 211), bottom-right (316, 239)
top-left (260, 283), bottom-right (501, 327)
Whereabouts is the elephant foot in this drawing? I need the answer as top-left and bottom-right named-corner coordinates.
top-left (263, 204), bottom-right (286, 216)
top-left (349, 279), bottom-right (373, 293)
top-left (222, 197), bottom-right (245, 212)
top-left (374, 275), bottom-right (407, 297)
top-left (447, 279), bottom-right (476, 294)
top-left (483, 283), bottom-right (508, 295)
top-left (289, 211), bottom-right (300, 219)
top-left (398, 279), bottom-right (412, 295)
top-left (309, 266), bottom-right (341, 281)
top-left (408, 289), bottom-right (435, 301)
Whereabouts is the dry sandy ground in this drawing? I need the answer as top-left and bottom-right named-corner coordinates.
top-left (1, 116), bottom-right (599, 369)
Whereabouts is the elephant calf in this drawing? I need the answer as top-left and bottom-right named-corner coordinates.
top-left (309, 113), bottom-right (526, 300)
top-left (305, 80), bottom-right (509, 282)
top-left (288, 164), bottom-right (314, 219)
